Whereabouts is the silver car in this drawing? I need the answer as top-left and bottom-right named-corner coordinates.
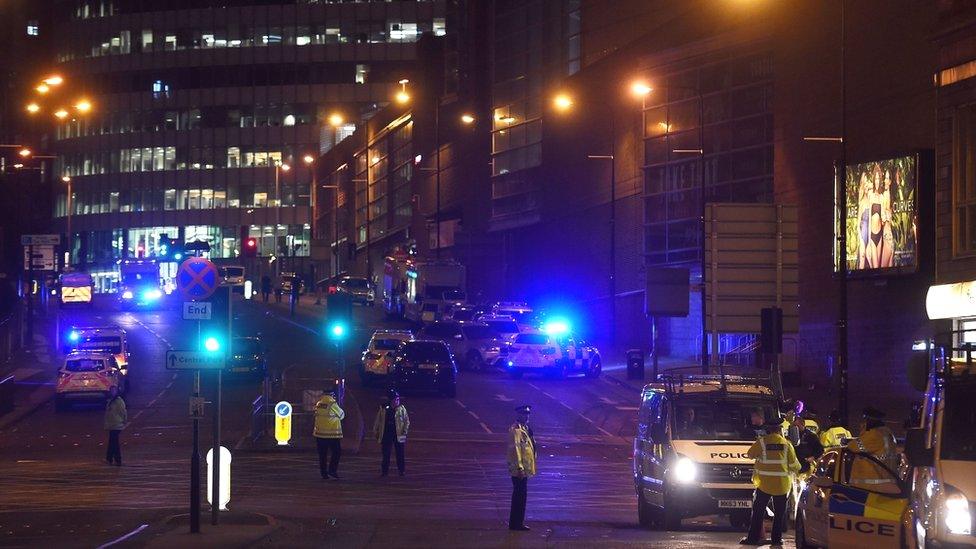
top-left (337, 276), bottom-right (375, 306)
top-left (416, 321), bottom-right (508, 371)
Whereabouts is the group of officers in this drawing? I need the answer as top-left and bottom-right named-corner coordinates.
top-left (740, 404), bottom-right (898, 546)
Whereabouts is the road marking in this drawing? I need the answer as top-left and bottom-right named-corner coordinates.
top-left (465, 410), bottom-right (493, 434)
top-left (527, 383), bottom-right (614, 437)
top-left (495, 393), bottom-right (514, 402)
top-left (616, 406), bottom-right (639, 411)
top-left (454, 399), bottom-right (468, 410)
top-left (95, 523), bottom-right (148, 548)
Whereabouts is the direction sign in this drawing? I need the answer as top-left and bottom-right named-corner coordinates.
top-left (177, 258), bottom-right (220, 301)
top-left (274, 401), bottom-right (293, 446)
top-left (166, 350), bottom-right (225, 370)
top-left (21, 234), bottom-right (61, 246)
top-left (23, 245), bottom-right (55, 271)
top-left (183, 301), bottom-right (213, 320)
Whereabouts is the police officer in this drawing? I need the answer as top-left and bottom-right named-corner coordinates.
top-left (848, 406), bottom-right (898, 484)
top-left (313, 389), bottom-right (345, 480)
top-left (373, 388), bottom-right (410, 476)
top-left (741, 418), bottom-right (800, 546)
top-left (819, 409), bottom-right (853, 448)
top-left (507, 405), bottom-right (536, 531)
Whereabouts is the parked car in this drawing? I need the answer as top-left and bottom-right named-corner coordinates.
top-left (55, 352), bottom-right (125, 411)
top-left (226, 337), bottom-right (267, 377)
top-left (417, 321), bottom-right (508, 371)
top-left (360, 329), bottom-right (414, 386)
top-left (390, 340), bottom-right (457, 397)
top-left (337, 276), bottom-right (375, 306)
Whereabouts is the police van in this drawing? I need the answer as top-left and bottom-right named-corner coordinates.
top-left (903, 327), bottom-right (976, 547)
top-left (633, 373), bottom-right (781, 530)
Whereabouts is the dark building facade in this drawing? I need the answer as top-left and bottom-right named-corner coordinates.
top-left (49, 0), bottom-right (447, 290)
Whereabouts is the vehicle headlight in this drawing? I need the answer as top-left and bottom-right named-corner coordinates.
top-left (121, 290), bottom-right (134, 299)
top-left (143, 289), bottom-right (162, 300)
top-left (673, 457), bottom-right (697, 484)
top-left (486, 345), bottom-right (501, 353)
top-left (945, 492), bottom-right (972, 535)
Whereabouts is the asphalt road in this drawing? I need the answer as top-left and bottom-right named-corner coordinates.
top-left (0, 295), bottom-right (791, 548)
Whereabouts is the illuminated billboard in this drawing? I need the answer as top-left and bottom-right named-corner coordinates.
top-left (838, 155), bottom-right (918, 274)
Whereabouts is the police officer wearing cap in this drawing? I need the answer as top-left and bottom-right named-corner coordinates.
top-left (741, 416), bottom-right (800, 546)
top-left (848, 406), bottom-right (898, 484)
top-left (373, 388), bottom-right (410, 476)
top-left (507, 404), bottom-right (536, 531)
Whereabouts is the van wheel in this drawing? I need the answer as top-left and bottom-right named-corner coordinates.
top-left (637, 490), bottom-right (655, 529)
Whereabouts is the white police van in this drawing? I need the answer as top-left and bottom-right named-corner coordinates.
top-left (634, 373), bottom-right (781, 530)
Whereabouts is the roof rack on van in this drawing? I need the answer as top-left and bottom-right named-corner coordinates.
top-left (654, 372), bottom-right (778, 397)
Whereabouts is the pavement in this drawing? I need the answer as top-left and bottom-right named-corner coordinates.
top-left (0, 293), bottom-right (794, 548)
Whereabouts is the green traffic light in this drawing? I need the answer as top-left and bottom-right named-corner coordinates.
top-left (204, 337), bottom-right (220, 352)
top-left (327, 322), bottom-right (347, 339)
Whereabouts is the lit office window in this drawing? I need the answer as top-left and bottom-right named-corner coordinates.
top-left (27, 20), bottom-right (39, 36)
top-left (433, 18), bottom-right (446, 37)
top-left (356, 64), bottom-right (369, 84)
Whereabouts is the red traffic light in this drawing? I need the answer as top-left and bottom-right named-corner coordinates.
top-left (243, 237), bottom-right (258, 257)
top-left (246, 238), bottom-right (256, 247)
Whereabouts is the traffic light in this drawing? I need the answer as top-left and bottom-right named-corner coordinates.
top-left (326, 321), bottom-right (348, 340)
top-left (325, 292), bottom-right (352, 341)
top-left (243, 237), bottom-right (258, 257)
top-left (203, 336), bottom-right (221, 352)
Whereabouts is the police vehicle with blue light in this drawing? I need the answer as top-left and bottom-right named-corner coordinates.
top-left (502, 320), bottom-right (600, 379)
top-left (118, 258), bottom-right (163, 309)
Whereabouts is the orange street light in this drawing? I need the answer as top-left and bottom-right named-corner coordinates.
top-left (26, 103), bottom-right (40, 113)
top-left (43, 75), bottom-right (64, 86)
top-left (62, 176), bottom-right (71, 183)
top-left (54, 109), bottom-right (69, 119)
top-left (328, 113), bottom-right (344, 127)
top-left (460, 113), bottom-right (475, 124)
top-left (395, 78), bottom-right (410, 104)
top-left (280, 163), bottom-right (290, 172)
top-left (631, 81), bottom-right (653, 97)
top-left (19, 148), bottom-right (31, 158)
top-left (553, 94), bottom-right (573, 111)
top-left (303, 154), bottom-right (315, 165)
top-left (74, 99), bottom-right (92, 113)
top-left (36, 84), bottom-right (50, 94)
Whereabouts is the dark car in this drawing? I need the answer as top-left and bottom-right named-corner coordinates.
top-left (226, 337), bottom-right (267, 377)
top-left (337, 276), bottom-right (375, 306)
top-left (391, 340), bottom-right (457, 397)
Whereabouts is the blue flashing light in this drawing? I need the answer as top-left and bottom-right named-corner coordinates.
top-left (204, 337), bottom-right (221, 352)
top-left (121, 290), bottom-right (134, 299)
top-left (406, 269), bottom-right (418, 279)
top-left (506, 360), bottom-right (515, 368)
top-left (542, 318), bottom-right (571, 336)
top-left (68, 330), bottom-right (80, 342)
top-left (142, 289), bottom-right (163, 301)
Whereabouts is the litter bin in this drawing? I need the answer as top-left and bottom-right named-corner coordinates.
top-left (626, 349), bottom-right (644, 380)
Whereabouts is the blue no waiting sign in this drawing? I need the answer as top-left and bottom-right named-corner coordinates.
top-left (177, 257), bottom-right (219, 301)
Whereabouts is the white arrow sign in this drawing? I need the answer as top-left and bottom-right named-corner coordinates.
top-left (166, 350), bottom-right (225, 370)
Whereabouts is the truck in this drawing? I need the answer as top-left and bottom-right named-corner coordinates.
top-left (904, 329), bottom-right (976, 546)
top-left (383, 256), bottom-right (466, 324)
top-left (118, 258), bottom-right (162, 309)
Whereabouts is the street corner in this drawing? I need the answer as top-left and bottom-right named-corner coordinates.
top-left (128, 510), bottom-right (280, 549)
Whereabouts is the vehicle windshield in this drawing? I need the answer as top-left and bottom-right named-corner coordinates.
top-left (75, 336), bottom-right (122, 354)
top-left (233, 339), bottom-right (261, 355)
top-left (485, 320), bottom-right (519, 334)
top-left (451, 309), bottom-right (476, 321)
top-left (672, 398), bottom-right (780, 441)
top-left (941, 384), bottom-right (976, 461)
top-left (442, 289), bottom-right (466, 301)
top-left (373, 338), bottom-right (405, 351)
top-left (66, 359), bottom-right (105, 372)
top-left (122, 272), bottom-right (155, 285)
top-left (223, 267), bottom-right (244, 277)
top-left (462, 325), bottom-right (497, 340)
top-left (403, 342), bottom-right (451, 362)
top-left (515, 333), bottom-right (549, 345)
top-left (340, 278), bottom-right (369, 289)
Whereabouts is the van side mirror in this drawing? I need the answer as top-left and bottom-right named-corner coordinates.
top-left (904, 428), bottom-right (934, 467)
top-left (650, 423), bottom-right (667, 444)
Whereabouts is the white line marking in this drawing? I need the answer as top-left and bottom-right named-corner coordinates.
top-left (96, 523), bottom-right (149, 548)
top-left (454, 399), bottom-right (467, 410)
top-left (527, 383), bottom-right (614, 437)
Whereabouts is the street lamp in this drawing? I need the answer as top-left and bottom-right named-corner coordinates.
top-left (553, 94), bottom-right (573, 111)
top-left (43, 75), bottom-right (63, 86)
top-left (395, 79), bottom-right (410, 104)
top-left (328, 113), bottom-right (344, 127)
top-left (274, 162), bottom-right (291, 276)
top-left (460, 113), bottom-right (475, 125)
top-left (74, 99), bottom-right (92, 113)
top-left (25, 103), bottom-right (40, 114)
top-left (54, 109), bottom-right (68, 119)
top-left (18, 148), bottom-right (31, 158)
top-left (35, 84), bottom-right (49, 94)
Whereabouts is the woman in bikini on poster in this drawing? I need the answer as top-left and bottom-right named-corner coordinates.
top-left (864, 164), bottom-right (895, 269)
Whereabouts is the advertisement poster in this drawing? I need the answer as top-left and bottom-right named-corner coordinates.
top-left (840, 155), bottom-right (918, 273)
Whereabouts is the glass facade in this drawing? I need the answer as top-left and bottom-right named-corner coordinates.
top-left (641, 49), bottom-right (774, 267)
top-left (353, 119), bottom-right (413, 246)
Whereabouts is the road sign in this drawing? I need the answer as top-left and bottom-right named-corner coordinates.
top-left (21, 234), bottom-right (60, 246)
top-left (23, 246), bottom-right (55, 271)
top-left (189, 396), bottom-right (205, 418)
top-left (274, 401), bottom-right (293, 446)
top-left (177, 258), bottom-right (220, 301)
top-left (183, 301), bottom-right (213, 320)
top-left (166, 350), bottom-right (225, 370)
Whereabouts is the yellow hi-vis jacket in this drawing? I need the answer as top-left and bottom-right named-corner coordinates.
top-left (820, 425), bottom-right (853, 448)
top-left (747, 432), bottom-right (800, 495)
top-left (313, 395), bottom-right (345, 438)
top-left (847, 426), bottom-right (898, 484)
top-left (507, 422), bottom-right (536, 478)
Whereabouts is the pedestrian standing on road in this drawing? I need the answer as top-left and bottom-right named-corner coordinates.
top-left (373, 388), bottom-right (410, 476)
top-left (292, 276), bottom-right (302, 305)
top-left (103, 386), bottom-right (127, 466)
top-left (274, 285), bottom-right (283, 303)
top-left (313, 389), bottom-right (345, 480)
top-left (740, 419), bottom-right (800, 546)
top-left (261, 275), bottom-right (272, 303)
top-left (507, 404), bottom-right (536, 531)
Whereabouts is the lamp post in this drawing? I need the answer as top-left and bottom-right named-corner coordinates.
top-left (274, 162), bottom-right (290, 277)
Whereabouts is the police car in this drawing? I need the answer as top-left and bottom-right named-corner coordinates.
top-left (795, 447), bottom-right (911, 548)
top-left (503, 329), bottom-right (601, 379)
top-left (65, 326), bottom-right (130, 376)
top-left (55, 352), bottom-right (126, 411)
top-left (360, 329), bottom-right (414, 386)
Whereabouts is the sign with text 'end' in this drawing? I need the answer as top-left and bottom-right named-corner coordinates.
top-left (183, 301), bottom-right (212, 320)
